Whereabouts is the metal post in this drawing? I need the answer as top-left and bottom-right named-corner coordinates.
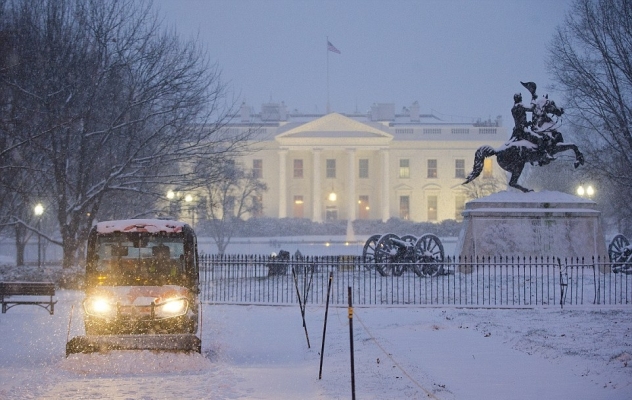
top-left (319, 272), bottom-right (333, 379)
top-left (348, 286), bottom-right (356, 400)
top-left (37, 219), bottom-right (41, 268)
top-left (292, 266), bottom-right (311, 348)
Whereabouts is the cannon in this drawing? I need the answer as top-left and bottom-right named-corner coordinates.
top-left (267, 250), bottom-right (290, 276)
top-left (608, 234), bottom-right (632, 274)
top-left (362, 233), bottom-right (445, 277)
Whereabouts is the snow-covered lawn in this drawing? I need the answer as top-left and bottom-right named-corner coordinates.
top-left (0, 289), bottom-right (631, 399)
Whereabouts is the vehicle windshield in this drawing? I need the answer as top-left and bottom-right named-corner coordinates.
top-left (93, 233), bottom-right (188, 286)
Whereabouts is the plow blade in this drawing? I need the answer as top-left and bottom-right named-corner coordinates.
top-left (66, 334), bottom-right (201, 356)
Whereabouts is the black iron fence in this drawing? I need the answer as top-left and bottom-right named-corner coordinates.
top-left (199, 254), bottom-right (632, 307)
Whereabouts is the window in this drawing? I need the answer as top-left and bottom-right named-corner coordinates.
top-left (451, 128), bottom-right (470, 134)
top-left (427, 195), bottom-right (438, 221)
top-left (455, 159), bottom-right (465, 179)
top-left (399, 159), bottom-right (410, 179)
top-left (358, 195), bottom-right (369, 219)
top-left (252, 159), bottom-right (263, 179)
top-left (359, 159), bottom-right (369, 179)
top-left (252, 195), bottom-right (263, 217)
top-left (326, 159), bottom-right (336, 178)
top-left (479, 128), bottom-right (497, 134)
top-left (455, 194), bottom-right (466, 220)
top-left (395, 128), bottom-right (414, 134)
top-left (326, 206), bottom-right (337, 221)
top-left (293, 195), bottom-right (304, 218)
top-left (226, 195), bottom-right (235, 217)
top-left (399, 196), bottom-right (410, 220)
top-left (427, 159), bottom-right (437, 178)
top-left (423, 128), bottom-right (441, 135)
top-left (483, 158), bottom-right (493, 178)
top-left (293, 159), bottom-right (303, 179)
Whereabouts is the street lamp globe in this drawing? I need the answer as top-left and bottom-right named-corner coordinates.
top-left (185, 194), bottom-right (193, 203)
top-left (167, 190), bottom-right (175, 200)
top-left (586, 185), bottom-right (595, 197)
top-left (576, 186), bottom-right (585, 196)
top-left (34, 203), bottom-right (44, 268)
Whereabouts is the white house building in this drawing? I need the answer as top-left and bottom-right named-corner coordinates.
top-left (230, 102), bottom-right (508, 223)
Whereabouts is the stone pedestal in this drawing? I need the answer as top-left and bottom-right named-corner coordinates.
top-left (455, 191), bottom-right (607, 259)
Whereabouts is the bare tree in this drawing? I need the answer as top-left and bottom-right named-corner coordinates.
top-left (0, 0), bottom-right (251, 268)
top-left (461, 175), bottom-right (507, 200)
top-left (547, 0), bottom-right (632, 235)
top-left (199, 160), bottom-right (267, 255)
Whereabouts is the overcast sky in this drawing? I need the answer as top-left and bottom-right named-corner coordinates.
top-left (153, 0), bottom-right (573, 127)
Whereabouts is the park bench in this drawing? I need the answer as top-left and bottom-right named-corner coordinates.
top-left (0, 282), bottom-right (57, 315)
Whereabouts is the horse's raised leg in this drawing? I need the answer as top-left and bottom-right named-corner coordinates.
top-left (508, 165), bottom-right (532, 193)
top-left (552, 143), bottom-right (584, 168)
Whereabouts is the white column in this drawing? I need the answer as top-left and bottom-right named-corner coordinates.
top-left (346, 148), bottom-right (356, 221)
top-left (278, 149), bottom-right (287, 218)
top-left (312, 149), bottom-right (322, 222)
top-left (380, 148), bottom-right (390, 222)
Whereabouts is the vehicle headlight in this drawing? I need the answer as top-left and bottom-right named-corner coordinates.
top-left (84, 297), bottom-right (116, 318)
top-left (154, 298), bottom-right (188, 319)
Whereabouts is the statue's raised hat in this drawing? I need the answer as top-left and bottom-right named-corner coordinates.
top-left (521, 81), bottom-right (537, 97)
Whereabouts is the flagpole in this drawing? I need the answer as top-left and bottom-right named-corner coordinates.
top-left (326, 36), bottom-right (330, 114)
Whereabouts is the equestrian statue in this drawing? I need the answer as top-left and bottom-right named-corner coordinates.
top-left (463, 81), bottom-right (584, 192)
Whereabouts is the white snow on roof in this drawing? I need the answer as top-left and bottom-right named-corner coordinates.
top-left (96, 219), bottom-right (186, 234)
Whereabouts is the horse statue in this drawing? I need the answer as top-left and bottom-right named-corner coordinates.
top-left (463, 91), bottom-right (584, 193)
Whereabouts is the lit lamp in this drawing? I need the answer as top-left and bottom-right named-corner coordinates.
top-left (576, 184), bottom-right (595, 198)
top-left (34, 203), bottom-right (44, 268)
top-left (167, 190), bottom-right (175, 200)
top-left (328, 190), bottom-right (337, 202)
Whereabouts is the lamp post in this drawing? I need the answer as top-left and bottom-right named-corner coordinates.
top-left (185, 194), bottom-right (194, 227)
top-left (166, 190), bottom-right (176, 218)
top-left (34, 203), bottom-right (44, 268)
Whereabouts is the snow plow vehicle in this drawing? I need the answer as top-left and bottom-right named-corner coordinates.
top-left (66, 219), bottom-right (201, 355)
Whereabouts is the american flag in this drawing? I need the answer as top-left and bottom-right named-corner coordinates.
top-left (327, 40), bottom-right (341, 54)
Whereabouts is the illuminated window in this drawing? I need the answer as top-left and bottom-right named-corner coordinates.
top-left (399, 196), bottom-right (410, 220)
top-left (252, 159), bottom-right (263, 179)
top-left (427, 159), bottom-right (437, 178)
top-left (455, 159), bottom-right (465, 179)
top-left (226, 195), bottom-right (235, 217)
top-left (483, 158), bottom-right (493, 178)
top-left (252, 195), bottom-right (263, 217)
top-left (359, 159), bottom-right (369, 178)
top-left (399, 159), bottom-right (410, 179)
top-left (358, 195), bottom-right (369, 219)
top-left (326, 206), bottom-right (337, 221)
top-left (326, 159), bottom-right (336, 178)
top-left (293, 159), bottom-right (303, 179)
top-left (427, 195), bottom-right (438, 221)
top-left (293, 195), bottom-right (304, 218)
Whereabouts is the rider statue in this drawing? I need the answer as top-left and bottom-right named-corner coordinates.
top-left (510, 82), bottom-right (555, 166)
top-left (463, 80), bottom-right (583, 192)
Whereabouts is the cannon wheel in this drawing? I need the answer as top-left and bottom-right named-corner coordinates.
top-left (391, 235), bottom-right (417, 276)
top-left (362, 234), bottom-right (382, 273)
top-left (374, 233), bottom-right (402, 276)
top-left (362, 234), bottom-right (382, 263)
top-left (609, 234), bottom-right (630, 268)
top-left (413, 234), bottom-right (445, 277)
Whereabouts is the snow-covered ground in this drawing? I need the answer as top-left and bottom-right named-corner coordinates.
top-left (0, 288), bottom-right (631, 399)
